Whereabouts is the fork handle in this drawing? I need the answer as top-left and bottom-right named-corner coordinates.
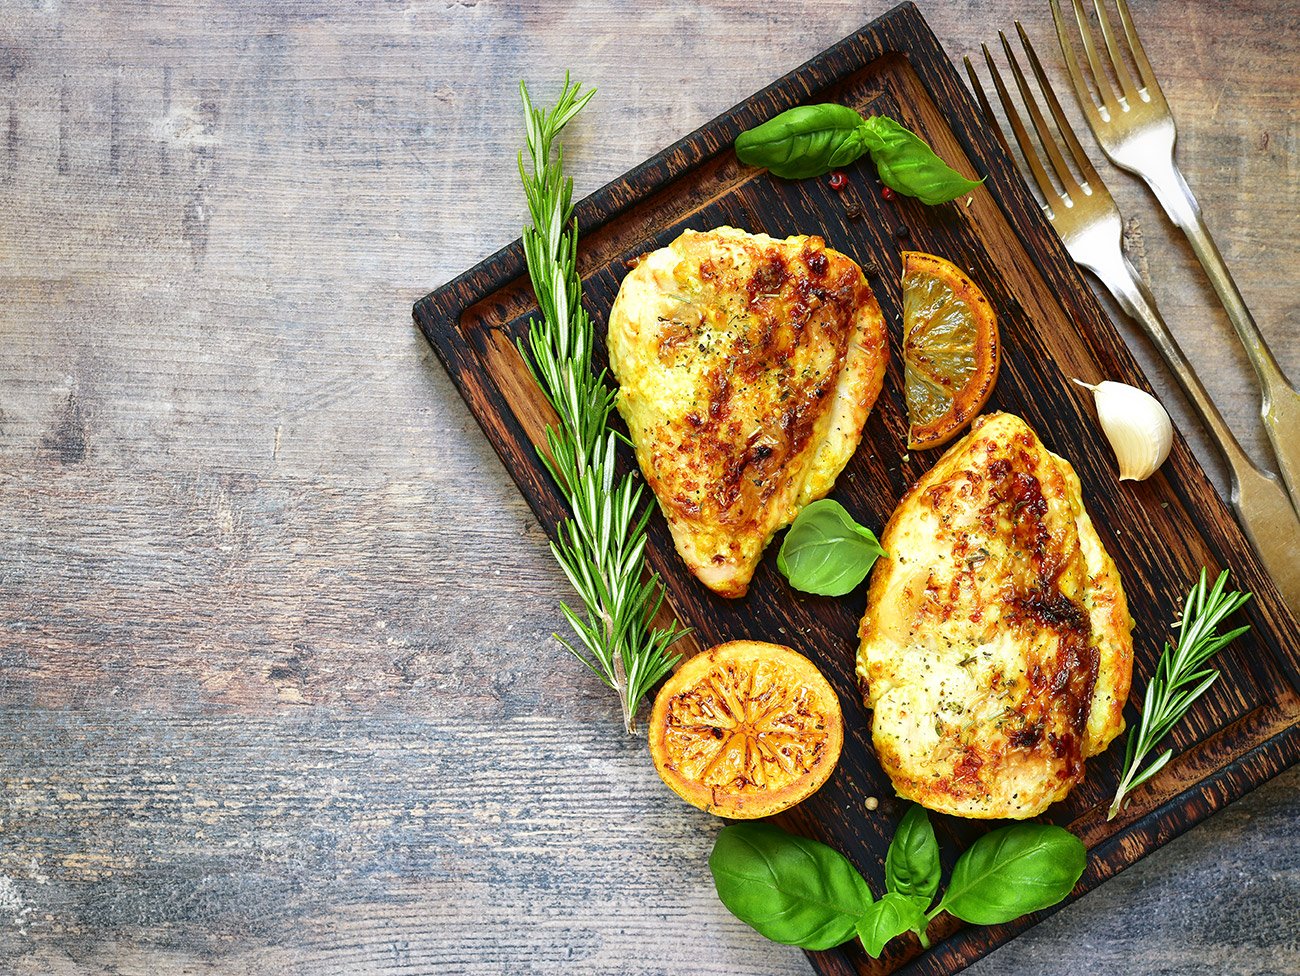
top-left (1142, 152), bottom-right (1300, 514)
top-left (1086, 246), bottom-right (1300, 614)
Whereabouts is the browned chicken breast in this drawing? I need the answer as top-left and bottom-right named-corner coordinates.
top-left (856, 412), bottom-right (1133, 819)
top-left (607, 227), bottom-right (888, 597)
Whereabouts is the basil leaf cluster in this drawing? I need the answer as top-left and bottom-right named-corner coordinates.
top-left (858, 805), bottom-right (941, 951)
top-left (709, 808), bottom-right (1086, 956)
top-left (734, 104), bottom-right (983, 204)
top-left (777, 499), bottom-right (886, 597)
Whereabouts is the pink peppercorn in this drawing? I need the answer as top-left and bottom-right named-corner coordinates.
top-left (881, 186), bottom-right (897, 201)
top-left (828, 171), bottom-right (848, 190)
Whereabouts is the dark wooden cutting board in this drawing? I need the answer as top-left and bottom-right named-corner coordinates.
top-left (414, 4), bottom-right (1300, 973)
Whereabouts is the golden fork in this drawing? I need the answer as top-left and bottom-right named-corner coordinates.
top-left (1051, 0), bottom-right (1300, 518)
top-left (965, 27), bottom-right (1300, 614)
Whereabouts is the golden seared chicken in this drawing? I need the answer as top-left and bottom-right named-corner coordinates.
top-left (607, 227), bottom-right (888, 597)
top-left (857, 413), bottom-right (1133, 819)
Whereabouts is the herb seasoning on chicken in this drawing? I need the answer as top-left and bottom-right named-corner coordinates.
top-left (856, 413), bottom-right (1134, 818)
top-left (607, 227), bottom-right (888, 597)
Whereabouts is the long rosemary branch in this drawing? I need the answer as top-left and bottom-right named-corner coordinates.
top-left (1107, 569), bottom-right (1251, 820)
top-left (515, 76), bottom-right (683, 734)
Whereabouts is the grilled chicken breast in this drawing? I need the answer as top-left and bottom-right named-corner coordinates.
top-left (856, 413), bottom-right (1133, 819)
top-left (607, 227), bottom-right (888, 597)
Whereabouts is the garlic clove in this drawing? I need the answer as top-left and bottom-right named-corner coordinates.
top-left (1073, 378), bottom-right (1173, 481)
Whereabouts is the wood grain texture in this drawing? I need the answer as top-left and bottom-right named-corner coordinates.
top-left (1, 2), bottom-right (1297, 975)
top-left (416, 7), bottom-right (1300, 973)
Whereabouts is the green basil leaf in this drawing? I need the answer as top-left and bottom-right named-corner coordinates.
top-left (860, 115), bottom-right (983, 205)
top-left (884, 804), bottom-right (941, 907)
top-left (735, 103), bottom-right (870, 180)
top-left (777, 499), bottom-right (886, 597)
top-left (855, 892), bottom-right (929, 958)
top-left (709, 822), bottom-right (874, 951)
top-left (937, 824), bottom-right (1086, 925)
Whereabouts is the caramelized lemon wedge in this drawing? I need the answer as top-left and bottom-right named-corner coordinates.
top-left (901, 251), bottom-right (1000, 449)
top-left (648, 641), bottom-right (843, 819)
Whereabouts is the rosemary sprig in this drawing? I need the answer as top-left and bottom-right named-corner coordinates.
top-left (515, 76), bottom-right (683, 734)
top-left (1108, 568), bottom-right (1251, 820)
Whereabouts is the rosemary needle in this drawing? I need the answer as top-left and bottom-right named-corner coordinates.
top-left (515, 76), bottom-right (683, 734)
top-left (1108, 569), bottom-right (1251, 820)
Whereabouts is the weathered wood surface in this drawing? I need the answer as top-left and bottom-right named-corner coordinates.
top-left (0, 2), bottom-right (1297, 976)
top-left (419, 6), bottom-right (1300, 972)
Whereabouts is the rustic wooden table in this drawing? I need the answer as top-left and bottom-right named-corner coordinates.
top-left (1, 2), bottom-right (1297, 974)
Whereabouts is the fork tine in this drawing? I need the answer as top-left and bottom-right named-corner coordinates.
top-left (999, 29), bottom-right (1082, 200)
top-left (1113, 0), bottom-right (1162, 97)
top-left (979, 42), bottom-right (1065, 215)
top-left (964, 55), bottom-right (1014, 160)
top-left (1053, 0), bottom-right (1121, 122)
top-left (1091, 0), bottom-right (1141, 104)
top-left (1015, 22), bottom-right (1106, 192)
top-left (1049, 0), bottom-right (1107, 130)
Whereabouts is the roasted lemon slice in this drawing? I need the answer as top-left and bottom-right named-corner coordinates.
top-left (648, 641), bottom-right (843, 818)
top-left (901, 251), bottom-right (1000, 449)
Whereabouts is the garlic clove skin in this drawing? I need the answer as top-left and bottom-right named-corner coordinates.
top-left (1074, 379), bottom-right (1173, 481)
